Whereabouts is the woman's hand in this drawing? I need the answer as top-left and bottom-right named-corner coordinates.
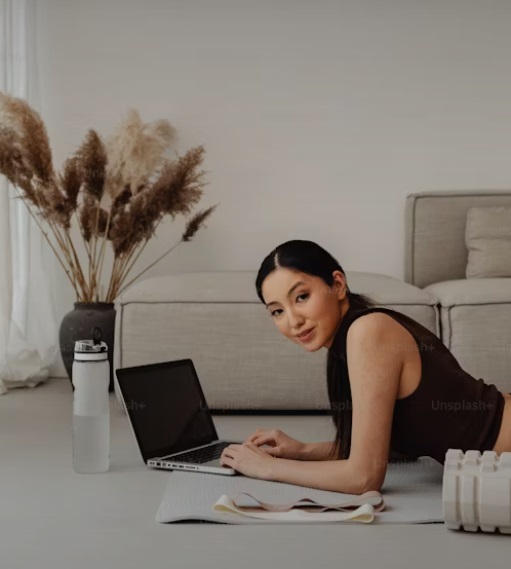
top-left (244, 428), bottom-right (306, 460)
top-left (219, 442), bottom-right (276, 480)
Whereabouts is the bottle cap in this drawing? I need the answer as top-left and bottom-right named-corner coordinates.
top-left (74, 339), bottom-right (108, 353)
top-left (74, 327), bottom-right (108, 361)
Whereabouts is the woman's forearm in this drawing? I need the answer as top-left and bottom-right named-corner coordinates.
top-left (268, 456), bottom-right (369, 494)
top-left (299, 441), bottom-right (337, 461)
top-left (298, 441), bottom-right (419, 463)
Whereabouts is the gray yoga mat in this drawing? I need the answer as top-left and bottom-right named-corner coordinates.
top-left (156, 456), bottom-right (445, 524)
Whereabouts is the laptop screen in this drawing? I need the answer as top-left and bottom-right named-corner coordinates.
top-left (116, 359), bottom-right (219, 462)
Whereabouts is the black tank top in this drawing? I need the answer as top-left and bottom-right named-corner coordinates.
top-left (329, 305), bottom-right (505, 464)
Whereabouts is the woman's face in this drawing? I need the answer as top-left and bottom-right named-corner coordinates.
top-left (261, 268), bottom-right (349, 351)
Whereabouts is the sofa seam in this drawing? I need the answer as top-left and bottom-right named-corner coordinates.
top-left (447, 306), bottom-right (452, 350)
top-left (411, 195), bottom-right (418, 286)
top-left (436, 301), bottom-right (511, 308)
top-left (435, 303), bottom-right (442, 340)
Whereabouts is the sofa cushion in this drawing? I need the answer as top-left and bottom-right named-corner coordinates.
top-left (118, 270), bottom-right (436, 305)
top-left (114, 271), bottom-right (439, 410)
top-left (423, 277), bottom-right (511, 307)
top-left (465, 206), bottom-right (511, 278)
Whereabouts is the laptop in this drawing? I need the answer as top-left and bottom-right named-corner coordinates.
top-left (115, 358), bottom-right (242, 475)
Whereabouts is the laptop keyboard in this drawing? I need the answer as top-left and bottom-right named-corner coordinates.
top-left (165, 441), bottom-right (232, 464)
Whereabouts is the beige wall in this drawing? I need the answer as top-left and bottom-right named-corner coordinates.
top-left (36, 0), bottom-right (511, 376)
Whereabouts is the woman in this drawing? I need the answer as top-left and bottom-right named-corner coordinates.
top-left (219, 240), bottom-right (511, 494)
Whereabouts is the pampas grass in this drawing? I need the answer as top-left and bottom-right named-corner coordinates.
top-left (0, 92), bottom-right (218, 303)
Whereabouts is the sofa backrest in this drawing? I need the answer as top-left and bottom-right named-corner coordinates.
top-left (404, 190), bottom-right (511, 288)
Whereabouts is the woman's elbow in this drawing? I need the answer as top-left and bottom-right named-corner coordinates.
top-left (358, 467), bottom-right (386, 493)
top-left (341, 458), bottom-right (387, 494)
top-left (360, 477), bottom-right (383, 493)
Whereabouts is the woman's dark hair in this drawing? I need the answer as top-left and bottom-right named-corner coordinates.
top-left (255, 239), bottom-right (378, 461)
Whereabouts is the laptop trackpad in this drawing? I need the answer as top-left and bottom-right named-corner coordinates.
top-left (205, 458), bottom-right (223, 467)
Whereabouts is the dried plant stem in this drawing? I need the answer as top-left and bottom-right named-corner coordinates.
top-left (91, 205), bottom-right (101, 283)
top-left (13, 193), bottom-right (78, 293)
top-left (95, 209), bottom-right (112, 302)
top-left (105, 256), bottom-right (122, 303)
top-left (54, 231), bottom-right (88, 301)
top-left (69, 209), bottom-right (103, 302)
top-left (12, 188), bottom-right (85, 299)
top-left (15, 193), bottom-right (89, 302)
top-left (75, 213), bottom-right (92, 259)
top-left (74, 211), bottom-right (95, 298)
top-left (65, 232), bottom-right (90, 300)
top-left (115, 238), bottom-right (182, 299)
top-left (105, 234), bottom-right (141, 301)
top-left (107, 254), bottom-right (130, 302)
top-left (54, 229), bottom-right (81, 298)
top-left (122, 212), bottom-right (168, 284)
top-left (112, 216), bottom-right (164, 294)
top-left (110, 254), bottom-right (127, 301)
top-left (107, 221), bottom-right (154, 301)
top-left (45, 224), bottom-right (77, 289)
top-left (107, 256), bottom-right (126, 300)
top-left (115, 240), bottom-right (149, 292)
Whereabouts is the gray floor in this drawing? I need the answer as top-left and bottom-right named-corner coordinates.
top-left (1, 378), bottom-right (509, 569)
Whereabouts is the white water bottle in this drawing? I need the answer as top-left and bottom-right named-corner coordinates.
top-left (72, 327), bottom-right (110, 474)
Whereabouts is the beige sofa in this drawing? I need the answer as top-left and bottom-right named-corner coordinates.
top-left (113, 270), bottom-right (438, 410)
top-left (114, 190), bottom-right (511, 410)
top-left (405, 190), bottom-right (511, 394)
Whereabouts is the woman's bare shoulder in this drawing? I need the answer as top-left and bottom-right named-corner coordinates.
top-left (346, 311), bottom-right (405, 340)
top-left (346, 312), bottom-right (417, 374)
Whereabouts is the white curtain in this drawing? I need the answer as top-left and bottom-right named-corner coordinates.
top-left (0, 0), bottom-right (58, 394)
